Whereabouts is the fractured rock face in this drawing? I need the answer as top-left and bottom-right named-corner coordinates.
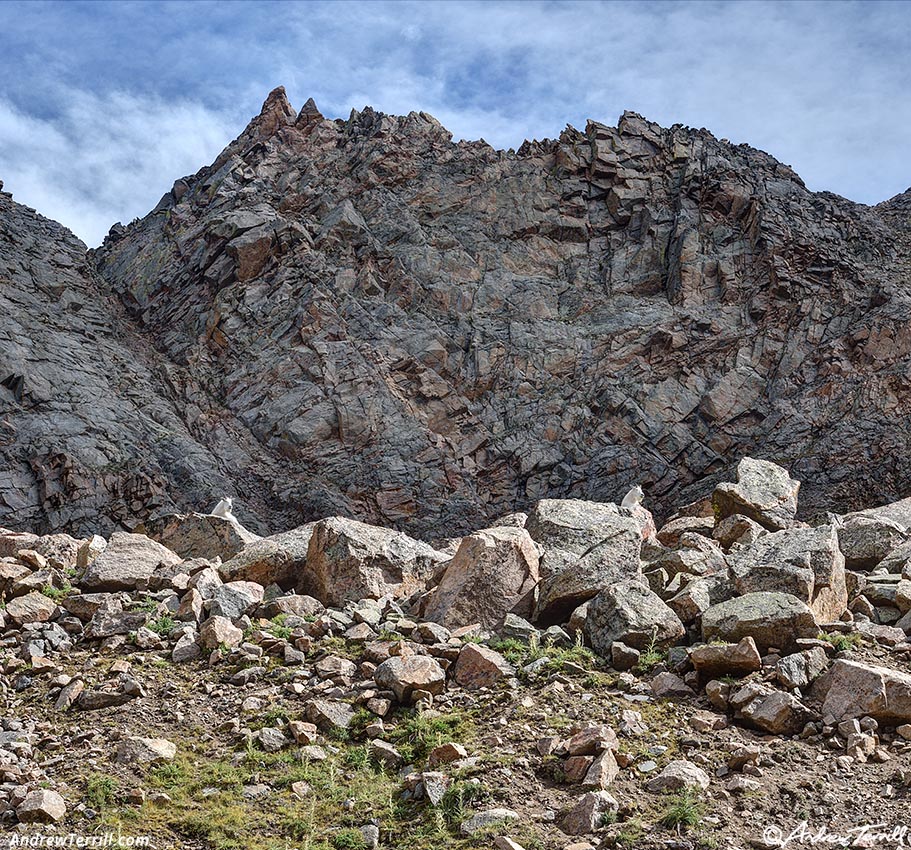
top-left (3, 90), bottom-right (911, 539)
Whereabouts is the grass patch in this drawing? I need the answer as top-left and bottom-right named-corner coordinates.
top-left (659, 789), bottom-right (705, 830)
top-left (385, 710), bottom-right (471, 764)
top-left (149, 614), bottom-right (176, 636)
top-left (85, 773), bottom-right (119, 809)
top-left (41, 581), bottom-right (72, 602)
top-left (818, 631), bottom-right (864, 652)
top-left (635, 627), bottom-right (667, 673)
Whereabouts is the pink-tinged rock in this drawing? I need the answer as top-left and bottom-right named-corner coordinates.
top-left (6, 590), bottom-right (56, 625)
top-left (373, 655), bottom-right (446, 702)
top-left (453, 643), bottom-right (515, 690)
top-left (299, 516), bottom-right (447, 606)
top-left (689, 636), bottom-right (762, 679)
top-left (817, 659), bottom-right (911, 723)
top-left (423, 526), bottom-right (539, 629)
top-left (712, 457), bottom-right (800, 531)
top-left (80, 532), bottom-right (181, 591)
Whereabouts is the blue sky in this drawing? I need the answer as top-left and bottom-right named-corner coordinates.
top-left (1, 0), bottom-right (909, 246)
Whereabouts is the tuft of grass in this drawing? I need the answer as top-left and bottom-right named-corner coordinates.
top-left (635, 626), bottom-right (666, 673)
top-left (818, 631), bottom-right (863, 652)
top-left (149, 614), bottom-right (176, 636)
top-left (85, 773), bottom-right (119, 809)
top-left (439, 780), bottom-right (487, 823)
top-left (331, 828), bottom-right (366, 849)
top-left (659, 788), bottom-right (705, 830)
top-left (386, 710), bottom-right (471, 765)
top-left (41, 582), bottom-right (72, 601)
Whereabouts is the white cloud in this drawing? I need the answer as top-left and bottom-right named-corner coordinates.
top-left (0, 0), bottom-right (908, 245)
top-left (0, 90), bottom-right (236, 246)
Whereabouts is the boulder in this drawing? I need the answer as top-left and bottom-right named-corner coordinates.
top-left (729, 525), bottom-right (847, 621)
top-left (713, 514), bottom-right (767, 548)
top-left (527, 499), bottom-right (643, 626)
top-left (837, 514), bottom-right (909, 571)
top-left (776, 647), bottom-right (829, 689)
top-left (558, 791), bottom-right (619, 835)
top-left (585, 579), bottom-right (685, 654)
top-left (6, 590), bottom-right (56, 625)
top-left (667, 573), bottom-right (733, 625)
top-left (299, 517), bottom-right (447, 606)
top-left (453, 643), bottom-right (515, 690)
top-left (80, 532), bottom-right (181, 591)
top-left (16, 789), bottom-right (66, 823)
top-left (712, 457), bottom-right (799, 531)
top-left (816, 659), bottom-right (911, 723)
top-left (219, 521), bottom-right (317, 587)
top-left (373, 655), bottom-right (446, 702)
top-left (731, 683), bottom-right (813, 735)
top-left (115, 737), bottom-right (177, 764)
top-left (689, 637), bottom-right (762, 679)
top-left (141, 512), bottom-right (260, 561)
top-left (644, 760), bottom-right (710, 793)
top-left (423, 526), bottom-right (539, 629)
top-left (702, 592), bottom-right (818, 653)
top-left (656, 515), bottom-right (715, 548)
top-left (199, 615), bottom-right (243, 649)
top-left (206, 580), bottom-right (265, 620)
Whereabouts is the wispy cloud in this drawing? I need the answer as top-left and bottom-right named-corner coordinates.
top-left (0, 0), bottom-right (908, 245)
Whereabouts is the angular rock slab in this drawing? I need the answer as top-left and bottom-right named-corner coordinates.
top-left (712, 457), bottom-right (799, 531)
top-left (585, 578), bottom-right (685, 655)
top-left (80, 532), bottom-right (181, 591)
top-left (702, 591), bottom-right (818, 653)
top-left (299, 516), bottom-right (447, 606)
top-left (528, 499), bottom-right (643, 626)
top-left (219, 521), bottom-right (317, 587)
top-left (142, 511), bottom-right (260, 561)
top-left (817, 659), bottom-right (911, 723)
top-left (423, 525), bottom-right (539, 629)
top-left (729, 525), bottom-right (847, 622)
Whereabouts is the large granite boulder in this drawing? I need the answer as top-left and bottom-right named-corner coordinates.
top-left (585, 578), bottom-right (685, 655)
top-left (712, 457), bottom-right (800, 531)
top-left (528, 499), bottom-right (643, 626)
top-left (298, 517), bottom-right (447, 606)
top-left (80, 532), bottom-right (181, 591)
top-left (815, 659), bottom-right (911, 723)
top-left (423, 526), bottom-right (539, 629)
top-left (219, 522), bottom-right (317, 587)
top-left (141, 512), bottom-right (260, 561)
top-left (837, 513), bottom-right (909, 571)
top-left (701, 591), bottom-right (818, 652)
top-left (729, 525), bottom-right (847, 621)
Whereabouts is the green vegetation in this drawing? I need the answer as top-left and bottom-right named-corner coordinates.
top-left (85, 773), bottom-right (119, 809)
top-left (149, 614), bottom-right (176, 636)
top-left (635, 626), bottom-right (666, 673)
top-left (385, 709), bottom-right (471, 764)
top-left (41, 581), bottom-right (72, 601)
top-left (659, 789), bottom-right (705, 830)
top-left (818, 631), bottom-right (864, 652)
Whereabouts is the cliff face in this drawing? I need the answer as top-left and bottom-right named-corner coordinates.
top-left (3, 88), bottom-right (911, 535)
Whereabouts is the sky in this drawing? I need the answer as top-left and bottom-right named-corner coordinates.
top-left (0, 0), bottom-right (909, 247)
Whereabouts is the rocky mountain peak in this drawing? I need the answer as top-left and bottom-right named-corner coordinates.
top-left (1, 89), bottom-right (910, 539)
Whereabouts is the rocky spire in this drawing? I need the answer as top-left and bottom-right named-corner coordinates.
top-left (296, 96), bottom-right (324, 128)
